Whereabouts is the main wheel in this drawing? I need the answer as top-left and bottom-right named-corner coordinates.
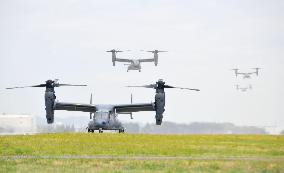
top-left (119, 129), bottom-right (125, 133)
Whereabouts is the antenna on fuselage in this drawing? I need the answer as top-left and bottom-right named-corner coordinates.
top-left (131, 93), bottom-right (133, 104)
top-left (130, 93), bottom-right (133, 119)
top-left (90, 93), bottom-right (93, 119)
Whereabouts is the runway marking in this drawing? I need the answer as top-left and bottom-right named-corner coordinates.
top-left (1, 155), bottom-right (284, 161)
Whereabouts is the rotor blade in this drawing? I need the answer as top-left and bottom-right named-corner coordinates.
top-left (57, 84), bottom-right (87, 87)
top-left (126, 84), bottom-right (156, 89)
top-left (106, 49), bottom-right (123, 53)
top-left (252, 67), bottom-right (261, 71)
top-left (6, 84), bottom-right (46, 89)
top-left (164, 85), bottom-right (200, 91)
top-left (147, 50), bottom-right (167, 53)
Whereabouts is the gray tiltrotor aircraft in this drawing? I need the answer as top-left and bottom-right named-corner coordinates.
top-left (232, 68), bottom-right (260, 79)
top-left (236, 84), bottom-right (252, 92)
top-left (107, 49), bottom-right (167, 72)
top-left (6, 79), bottom-right (199, 133)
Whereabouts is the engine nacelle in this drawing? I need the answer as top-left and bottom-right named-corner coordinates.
top-left (155, 93), bottom-right (165, 125)
top-left (45, 91), bottom-right (56, 124)
top-left (154, 54), bottom-right (158, 66)
top-left (112, 52), bottom-right (116, 66)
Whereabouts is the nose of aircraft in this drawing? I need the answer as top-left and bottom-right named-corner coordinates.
top-left (95, 119), bottom-right (107, 127)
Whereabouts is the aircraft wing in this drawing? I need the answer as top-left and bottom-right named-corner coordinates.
top-left (54, 102), bottom-right (97, 113)
top-left (115, 58), bottom-right (132, 63)
top-left (114, 103), bottom-right (155, 113)
top-left (138, 58), bottom-right (154, 62)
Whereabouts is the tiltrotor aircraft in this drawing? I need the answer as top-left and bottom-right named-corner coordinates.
top-left (6, 79), bottom-right (199, 133)
top-left (106, 49), bottom-right (167, 72)
top-left (236, 84), bottom-right (252, 92)
top-left (232, 68), bottom-right (260, 79)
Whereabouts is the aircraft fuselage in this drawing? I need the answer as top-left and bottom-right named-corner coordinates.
top-left (127, 60), bottom-right (141, 72)
top-left (87, 105), bottom-right (124, 133)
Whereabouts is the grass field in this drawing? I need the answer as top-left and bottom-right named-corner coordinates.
top-left (0, 133), bottom-right (284, 172)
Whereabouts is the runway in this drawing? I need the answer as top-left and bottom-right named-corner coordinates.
top-left (1, 155), bottom-right (284, 161)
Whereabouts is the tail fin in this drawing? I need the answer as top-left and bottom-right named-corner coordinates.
top-left (249, 85), bottom-right (252, 90)
top-left (236, 85), bottom-right (239, 90)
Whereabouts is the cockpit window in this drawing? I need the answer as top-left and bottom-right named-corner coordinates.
top-left (94, 111), bottom-right (109, 119)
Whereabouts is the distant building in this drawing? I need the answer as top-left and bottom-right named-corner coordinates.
top-left (0, 114), bottom-right (36, 134)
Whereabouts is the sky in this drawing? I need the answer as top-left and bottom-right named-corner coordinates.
top-left (0, 0), bottom-right (284, 128)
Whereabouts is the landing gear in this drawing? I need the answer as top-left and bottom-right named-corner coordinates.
top-left (87, 128), bottom-right (94, 133)
top-left (139, 70), bottom-right (141, 72)
top-left (118, 128), bottom-right (125, 133)
top-left (99, 128), bottom-right (103, 133)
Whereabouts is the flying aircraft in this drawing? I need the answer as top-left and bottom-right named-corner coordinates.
top-left (236, 84), bottom-right (252, 92)
top-left (106, 49), bottom-right (167, 72)
top-left (6, 79), bottom-right (199, 133)
top-left (232, 68), bottom-right (260, 79)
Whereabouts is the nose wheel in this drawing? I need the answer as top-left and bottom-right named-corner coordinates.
top-left (99, 128), bottom-right (103, 133)
top-left (118, 128), bottom-right (125, 133)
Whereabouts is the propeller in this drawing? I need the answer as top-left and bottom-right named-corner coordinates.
top-left (252, 67), bottom-right (261, 76)
top-left (106, 49), bottom-right (123, 53)
top-left (106, 49), bottom-right (131, 53)
top-left (6, 79), bottom-right (87, 89)
top-left (231, 68), bottom-right (239, 77)
top-left (126, 79), bottom-right (200, 91)
top-left (142, 50), bottom-right (168, 53)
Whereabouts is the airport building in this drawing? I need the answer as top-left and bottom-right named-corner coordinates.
top-left (0, 114), bottom-right (36, 134)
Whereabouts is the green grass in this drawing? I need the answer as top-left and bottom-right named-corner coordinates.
top-left (0, 133), bottom-right (284, 172)
top-left (1, 159), bottom-right (283, 173)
